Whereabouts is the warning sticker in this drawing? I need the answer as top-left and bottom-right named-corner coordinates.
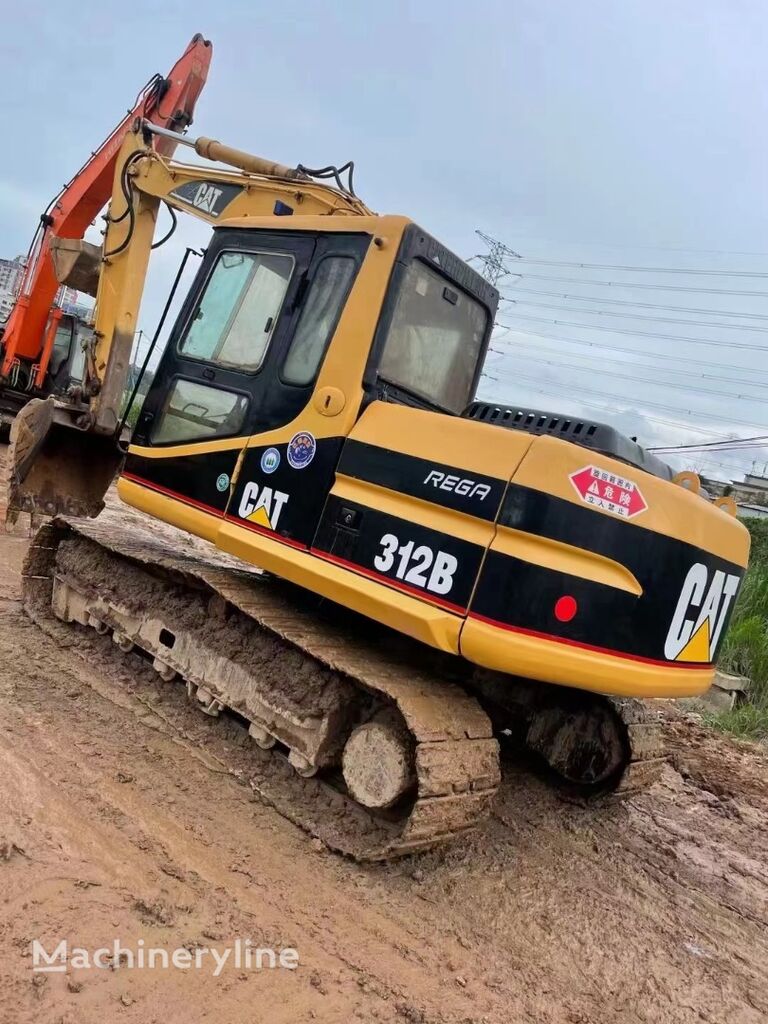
top-left (569, 465), bottom-right (648, 519)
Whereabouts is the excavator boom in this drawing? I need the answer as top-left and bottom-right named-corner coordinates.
top-left (0, 34), bottom-right (211, 384)
top-left (5, 117), bottom-right (373, 518)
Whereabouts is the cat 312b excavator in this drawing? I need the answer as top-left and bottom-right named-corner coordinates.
top-left (7, 36), bottom-right (750, 859)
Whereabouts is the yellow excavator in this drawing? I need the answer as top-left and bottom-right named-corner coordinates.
top-left (6, 37), bottom-right (750, 858)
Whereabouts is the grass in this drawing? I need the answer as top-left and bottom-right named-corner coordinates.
top-left (703, 704), bottom-right (768, 742)
top-left (713, 518), bottom-right (768, 740)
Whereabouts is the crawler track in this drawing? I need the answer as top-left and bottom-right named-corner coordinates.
top-left (22, 512), bottom-right (500, 861)
top-left (20, 505), bottom-right (665, 859)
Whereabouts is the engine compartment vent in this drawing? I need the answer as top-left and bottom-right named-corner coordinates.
top-left (464, 401), bottom-right (672, 481)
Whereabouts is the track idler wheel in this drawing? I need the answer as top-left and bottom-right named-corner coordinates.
top-left (342, 712), bottom-right (416, 809)
top-left (525, 698), bottom-right (628, 789)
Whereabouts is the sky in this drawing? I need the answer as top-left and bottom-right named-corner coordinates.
top-left (1, 0), bottom-right (766, 481)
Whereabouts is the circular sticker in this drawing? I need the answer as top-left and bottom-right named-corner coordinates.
top-left (260, 447), bottom-right (281, 474)
top-left (287, 431), bottom-right (317, 470)
top-left (216, 473), bottom-right (230, 492)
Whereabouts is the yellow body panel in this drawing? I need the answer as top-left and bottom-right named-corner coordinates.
top-left (512, 433), bottom-right (750, 566)
top-left (491, 524), bottom-right (642, 596)
top-left (346, 400), bottom-right (533, 479)
top-left (460, 617), bottom-right (714, 698)
top-left (118, 476), bottom-right (462, 653)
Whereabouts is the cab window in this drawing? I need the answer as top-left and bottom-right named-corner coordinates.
top-left (282, 256), bottom-right (357, 385)
top-left (49, 322), bottom-right (73, 378)
top-left (378, 261), bottom-right (488, 413)
top-left (179, 250), bottom-right (294, 372)
top-left (151, 379), bottom-right (248, 444)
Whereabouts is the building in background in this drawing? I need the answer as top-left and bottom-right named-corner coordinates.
top-left (0, 256), bottom-right (26, 320)
top-left (0, 254), bottom-right (93, 326)
top-left (0, 255), bottom-right (25, 295)
top-left (743, 473), bottom-right (768, 494)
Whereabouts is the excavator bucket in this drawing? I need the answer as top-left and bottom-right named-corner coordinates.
top-left (6, 398), bottom-right (122, 520)
top-left (49, 238), bottom-right (102, 297)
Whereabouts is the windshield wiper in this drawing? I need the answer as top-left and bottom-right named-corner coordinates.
top-left (376, 376), bottom-right (453, 415)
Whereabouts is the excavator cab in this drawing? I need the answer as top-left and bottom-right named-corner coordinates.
top-left (47, 314), bottom-right (91, 394)
top-left (121, 220), bottom-right (496, 547)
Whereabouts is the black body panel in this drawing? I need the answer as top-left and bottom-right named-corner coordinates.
top-left (227, 437), bottom-right (344, 547)
top-left (313, 495), bottom-right (483, 612)
top-left (124, 448), bottom-right (240, 515)
top-left (470, 483), bottom-right (743, 663)
top-left (337, 439), bottom-right (506, 522)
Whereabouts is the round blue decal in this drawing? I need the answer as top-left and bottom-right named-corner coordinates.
top-left (287, 431), bottom-right (317, 470)
top-left (216, 473), bottom-right (230, 492)
top-left (260, 447), bottom-right (281, 474)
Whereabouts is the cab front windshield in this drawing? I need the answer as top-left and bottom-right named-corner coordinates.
top-left (378, 261), bottom-right (488, 414)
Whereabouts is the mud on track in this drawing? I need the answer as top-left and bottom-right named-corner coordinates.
top-left (1, 461), bottom-right (768, 1022)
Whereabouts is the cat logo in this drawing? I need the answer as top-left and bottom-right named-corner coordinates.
top-left (191, 183), bottom-right (223, 214)
top-left (664, 563), bottom-right (741, 663)
top-left (238, 483), bottom-right (289, 532)
top-left (168, 181), bottom-right (244, 218)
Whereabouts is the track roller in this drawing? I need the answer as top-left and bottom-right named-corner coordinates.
top-left (342, 713), bottom-right (415, 809)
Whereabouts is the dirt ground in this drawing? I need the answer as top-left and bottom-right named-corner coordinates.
top-left (1, 472), bottom-right (768, 1023)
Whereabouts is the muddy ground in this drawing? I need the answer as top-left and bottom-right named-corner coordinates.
top-left (1, 467), bottom-right (767, 1023)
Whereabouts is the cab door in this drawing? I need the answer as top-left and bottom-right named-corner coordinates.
top-left (124, 231), bottom-right (316, 520)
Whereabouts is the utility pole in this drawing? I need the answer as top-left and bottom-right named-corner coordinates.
top-left (473, 231), bottom-right (521, 287)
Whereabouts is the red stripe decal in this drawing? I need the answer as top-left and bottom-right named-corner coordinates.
top-left (223, 514), bottom-right (307, 550)
top-left (121, 472), bottom-right (222, 517)
top-left (310, 547), bottom-right (467, 615)
top-left (467, 611), bottom-right (711, 669)
top-left (121, 473), bottom-right (308, 551)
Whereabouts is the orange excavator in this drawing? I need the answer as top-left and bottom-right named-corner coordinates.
top-left (0, 34), bottom-right (211, 429)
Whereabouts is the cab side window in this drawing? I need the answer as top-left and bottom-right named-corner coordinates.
top-left (282, 256), bottom-right (357, 385)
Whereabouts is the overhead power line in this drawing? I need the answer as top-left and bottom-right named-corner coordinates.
top-left (484, 367), bottom-right (768, 430)
top-left (679, 455), bottom-right (756, 475)
top-left (502, 286), bottom-right (768, 322)
top-left (490, 350), bottom-right (765, 403)
top-left (507, 240), bottom-right (768, 258)
top-left (652, 443), bottom-right (768, 455)
top-left (491, 327), bottom-right (768, 380)
top-left (504, 297), bottom-right (768, 334)
top-left (507, 271), bottom-right (768, 298)
top-left (499, 313), bottom-right (768, 352)
top-left (647, 434), bottom-right (768, 453)
top-left (509, 256), bottom-right (768, 279)
top-left (490, 339), bottom-right (768, 391)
